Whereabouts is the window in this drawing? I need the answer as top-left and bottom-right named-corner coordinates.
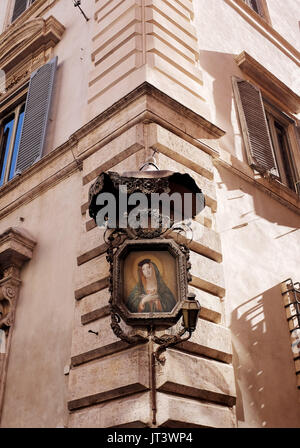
top-left (233, 78), bottom-right (299, 193)
top-left (265, 105), bottom-right (296, 190)
top-left (0, 102), bottom-right (25, 186)
top-left (0, 57), bottom-right (57, 187)
top-left (243, 0), bottom-right (261, 15)
top-left (11, 0), bottom-right (36, 23)
top-left (241, 0), bottom-right (270, 21)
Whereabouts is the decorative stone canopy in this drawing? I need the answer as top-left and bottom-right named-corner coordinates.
top-left (0, 16), bottom-right (65, 73)
top-left (88, 170), bottom-right (205, 225)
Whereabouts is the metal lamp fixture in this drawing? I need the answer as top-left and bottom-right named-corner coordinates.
top-left (182, 292), bottom-right (201, 333)
top-left (153, 292), bottom-right (201, 362)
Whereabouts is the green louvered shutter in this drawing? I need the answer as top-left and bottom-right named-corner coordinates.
top-left (15, 57), bottom-right (57, 175)
top-left (232, 77), bottom-right (279, 175)
top-left (11, 0), bottom-right (27, 22)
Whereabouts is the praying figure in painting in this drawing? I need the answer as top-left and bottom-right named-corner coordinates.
top-left (126, 259), bottom-right (176, 313)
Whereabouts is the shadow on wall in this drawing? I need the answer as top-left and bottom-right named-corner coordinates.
top-left (217, 164), bottom-right (300, 229)
top-left (231, 284), bottom-right (300, 428)
top-left (198, 50), bottom-right (243, 156)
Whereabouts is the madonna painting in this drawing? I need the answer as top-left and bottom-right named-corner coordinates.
top-left (124, 251), bottom-right (178, 314)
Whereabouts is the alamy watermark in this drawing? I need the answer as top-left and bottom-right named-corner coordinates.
top-left (95, 186), bottom-right (204, 229)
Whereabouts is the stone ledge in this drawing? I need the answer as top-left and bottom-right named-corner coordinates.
top-left (71, 340), bottom-right (132, 368)
top-left (156, 350), bottom-right (236, 407)
top-left (190, 252), bottom-right (225, 298)
top-left (75, 254), bottom-right (109, 297)
top-left (74, 277), bottom-right (109, 301)
top-left (156, 393), bottom-right (236, 428)
top-left (68, 346), bottom-right (150, 410)
top-left (168, 318), bottom-right (232, 364)
top-left (81, 305), bottom-right (110, 325)
top-left (76, 289), bottom-right (111, 318)
top-left (68, 392), bottom-right (151, 428)
top-left (148, 123), bottom-right (214, 180)
top-left (190, 286), bottom-right (222, 324)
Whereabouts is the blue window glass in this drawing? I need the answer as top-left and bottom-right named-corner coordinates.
top-left (0, 114), bottom-right (15, 187)
top-left (8, 104), bottom-right (25, 180)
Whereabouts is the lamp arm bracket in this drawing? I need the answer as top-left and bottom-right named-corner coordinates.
top-left (110, 307), bottom-right (149, 345)
top-left (153, 327), bottom-right (191, 363)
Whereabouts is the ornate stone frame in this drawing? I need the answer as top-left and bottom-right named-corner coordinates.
top-left (111, 238), bottom-right (190, 327)
top-left (0, 227), bottom-right (36, 423)
top-left (3, 0), bottom-right (58, 32)
top-left (0, 15), bottom-right (65, 110)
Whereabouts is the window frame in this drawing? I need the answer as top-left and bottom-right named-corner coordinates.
top-left (237, 0), bottom-right (272, 24)
top-left (0, 86), bottom-right (28, 187)
top-left (10, 0), bottom-right (36, 23)
top-left (232, 76), bottom-right (300, 195)
top-left (264, 103), bottom-right (298, 190)
top-left (0, 99), bottom-right (26, 186)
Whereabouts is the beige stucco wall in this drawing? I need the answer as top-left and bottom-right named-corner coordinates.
top-left (194, 0), bottom-right (300, 157)
top-left (216, 166), bottom-right (300, 427)
top-left (0, 172), bottom-right (82, 427)
top-left (193, 0), bottom-right (300, 428)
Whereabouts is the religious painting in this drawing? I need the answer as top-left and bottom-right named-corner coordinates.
top-left (123, 250), bottom-right (177, 314)
top-left (111, 239), bottom-right (189, 326)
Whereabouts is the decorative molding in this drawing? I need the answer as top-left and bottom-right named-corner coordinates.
top-left (235, 51), bottom-right (300, 114)
top-left (0, 82), bottom-right (223, 227)
top-left (236, 0), bottom-right (272, 24)
top-left (88, 0), bottom-right (209, 118)
top-left (0, 227), bottom-right (36, 423)
top-left (226, 0), bottom-right (300, 67)
top-left (3, 0), bottom-right (59, 34)
top-left (0, 16), bottom-right (65, 74)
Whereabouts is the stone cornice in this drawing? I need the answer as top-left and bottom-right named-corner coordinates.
top-left (0, 82), bottom-right (298, 222)
top-left (2, 0), bottom-right (59, 36)
top-left (0, 15), bottom-right (65, 74)
top-left (0, 227), bottom-right (37, 271)
top-left (226, 0), bottom-right (300, 67)
top-left (235, 51), bottom-right (300, 114)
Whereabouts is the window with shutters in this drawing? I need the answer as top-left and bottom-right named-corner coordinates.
top-left (0, 57), bottom-right (57, 187)
top-left (233, 77), bottom-right (299, 193)
top-left (11, 0), bottom-right (37, 23)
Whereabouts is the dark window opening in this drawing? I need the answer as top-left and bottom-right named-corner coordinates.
top-left (11, 0), bottom-right (36, 23)
top-left (0, 104), bottom-right (25, 187)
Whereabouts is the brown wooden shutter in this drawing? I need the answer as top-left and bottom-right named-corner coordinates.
top-left (11, 0), bottom-right (27, 22)
top-left (15, 57), bottom-right (57, 175)
top-left (232, 77), bottom-right (278, 175)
